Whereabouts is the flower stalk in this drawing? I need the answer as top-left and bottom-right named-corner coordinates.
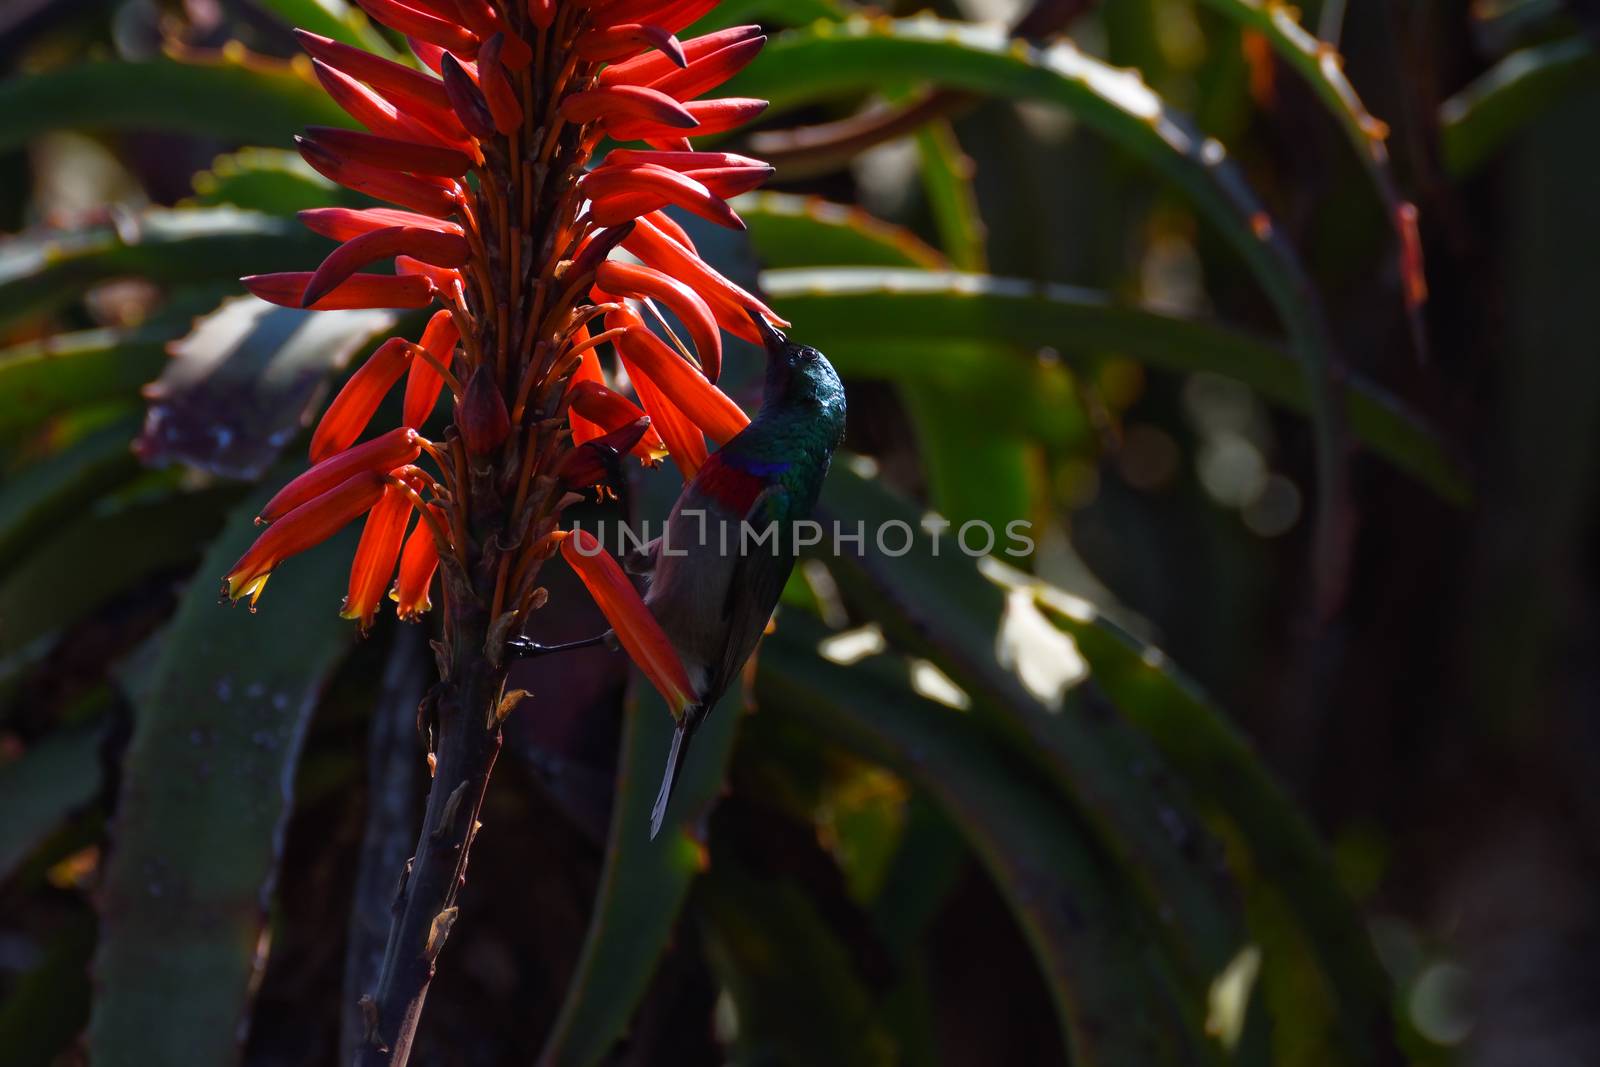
top-left (219, 0), bottom-right (778, 1061)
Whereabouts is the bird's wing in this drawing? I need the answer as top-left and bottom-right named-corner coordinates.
top-left (706, 481), bottom-right (793, 701)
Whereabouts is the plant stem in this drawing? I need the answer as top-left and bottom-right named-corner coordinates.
top-left (355, 606), bottom-right (504, 1067)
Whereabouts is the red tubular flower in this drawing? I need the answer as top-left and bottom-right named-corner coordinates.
top-left (225, 470), bottom-right (388, 607)
top-left (393, 503), bottom-right (448, 621)
top-left (404, 309), bottom-right (459, 428)
top-left (599, 24), bottom-right (760, 86)
top-left (310, 338), bottom-right (417, 462)
top-left (342, 468), bottom-right (426, 631)
top-left (299, 206), bottom-right (464, 243)
top-left (296, 136), bottom-right (462, 216)
top-left (559, 530), bottom-right (695, 718)
top-left (302, 227), bottom-right (470, 308)
top-left (594, 259), bottom-right (722, 381)
top-left (243, 271), bottom-right (436, 310)
top-left (259, 427), bottom-right (422, 522)
top-left (301, 125), bottom-right (474, 177)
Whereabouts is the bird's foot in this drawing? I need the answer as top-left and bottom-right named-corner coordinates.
top-left (506, 631), bottom-right (615, 659)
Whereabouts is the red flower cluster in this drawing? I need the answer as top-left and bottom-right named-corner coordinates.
top-left (225, 0), bottom-right (776, 652)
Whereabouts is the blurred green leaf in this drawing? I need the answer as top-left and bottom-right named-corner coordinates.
top-left (1012, 581), bottom-right (1395, 1065)
top-left (188, 147), bottom-right (350, 215)
top-left (252, 0), bottom-right (398, 54)
top-left (0, 57), bottom-right (351, 155)
top-left (693, 0), bottom-right (845, 33)
top-left (0, 723), bottom-right (104, 883)
top-left (700, 858), bottom-right (896, 1067)
top-left (765, 268), bottom-right (1468, 501)
top-left (0, 909), bottom-right (95, 1067)
top-left (88, 486), bottom-right (359, 1067)
top-left (814, 466), bottom-right (1253, 1022)
top-left (0, 328), bottom-right (166, 444)
top-left (0, 487), bottom-right (237, 657)
top-left (757, 618), bottom-right (1205, 1065)
top-left (1440, 36), bottom-right (1600, 175)
top-left (731, 15), bottom-right (1346, 563)
top-left (0, 207), bottom-right (327, 333)
top-left (138, 295), bottom-right (396, 479)
top-left (536, 684), bottom-right (743, 1067)
top-left (1195, 1), bottom-right (1416, 254)
top-left (0, 413), bottom-right (142, 581)
top-left (736, 192), bottom-right (950, 270)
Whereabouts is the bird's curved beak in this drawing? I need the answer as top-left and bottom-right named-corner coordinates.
top-left (746, 308), bottom-right (787, 354)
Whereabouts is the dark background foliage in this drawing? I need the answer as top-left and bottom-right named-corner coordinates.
top-left (1, 0), bottom-right (1597, 1064)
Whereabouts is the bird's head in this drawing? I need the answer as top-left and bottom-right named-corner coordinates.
top-left (749, 312), bottom-right (845, 420)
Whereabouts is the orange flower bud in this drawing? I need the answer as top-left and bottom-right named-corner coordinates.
top-left (301, 126), bottom-right (473, 178)
top-left (457, 364), bottom-right (511, 455)
top-left (560, 530), bottom-right (695, 719)
top-left (555, 418), bottom-right (656, 490)
top-left (225, 470), bottom-right (387, 608)
top-left (583, 163), bottom-right (744, 231)
top-left (260, 427), bottom-right (422, 523)
top-left (301, 226), bottom-right (469, 308)
top-left (567, 379), bottom-right (668, 460)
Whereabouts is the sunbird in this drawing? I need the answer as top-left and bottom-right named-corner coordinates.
top-left (513, 315), bottom-right (847, 838)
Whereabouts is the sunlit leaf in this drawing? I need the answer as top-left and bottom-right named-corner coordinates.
top-left (765, 268), bottom-right (1468, 502)
top-left (997, 570), bottom-right (1396, 1066)
top-left (730, 15), bottom-right (1347, 578)
top-left (813, 466), bottom-right (1254, 1016)
top-left (758, 617), bottom-right (1207, 1065)
top-left (138, 294), bottom-right (396, 479)
top-left (0, 208), bottom-right (326, 332)
top-left (1440, 36), bottom-right (1600, 175)
top-left (188, 147), bottom-right (351, 215)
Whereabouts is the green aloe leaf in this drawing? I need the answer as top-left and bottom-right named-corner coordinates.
top-left (756, 617), bottom-right (1204, 1066)
top-left (0, 723), bottom-right (105, 884)
top-left (763, 268), bottom-right (1468, 502)
top-left (1001, 570), bottom-right (1395, 1065)
top-left (0, 413), bottom-right (143, 582)
top-left (88, 486), bottom-right (359, 1067)
top-left (1193, 2), bottom-right (1419, 293)
top-left (535, 685), bottom-right (742, 1067)
top-left (813, 466), bottom-right (1254, 1033)
top-left (0, 328), bottom-right (167, 443)
top-left (0, 55), bottom-right (351, 155)
top-left (252, 0), bottom-right (398, 54)
top-left (0, 207), bottom-right (327, 333)
top-left (1439, 36), bottom-right (1600, 175)
top-left (0, 487), bottom-right (237, 657)
top-left (700, 857), bottom-right (897, 1067)
top-left (188, 147), bottom-right (351, 215)
top-left (736, 192), bottom-right (949, 270)
top-left (693, 0), bottom-right (846, 33)
top-left (729, 15), bottom-right (1346, 579)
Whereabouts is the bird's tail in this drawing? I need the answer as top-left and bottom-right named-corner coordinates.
top-left (649, 707), bottom-right (702, 840)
